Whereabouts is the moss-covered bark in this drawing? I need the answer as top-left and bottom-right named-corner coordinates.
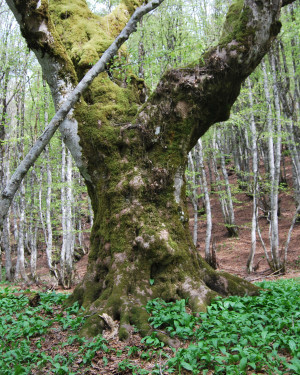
top-left (67, 110), bottom-right (259, 338)
top-left (7, 0), bottom-right (293, 339)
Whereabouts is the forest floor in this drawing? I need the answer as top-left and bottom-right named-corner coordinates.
top-left (21, 164), bottom-right (300, 374)
top-left (1, 162), bottom-right (300, 374)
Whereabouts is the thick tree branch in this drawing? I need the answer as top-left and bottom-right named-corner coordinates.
top-left (136, 0), bottom-right (294, 157)
top-left (0, 0), bottom-right (165, 230)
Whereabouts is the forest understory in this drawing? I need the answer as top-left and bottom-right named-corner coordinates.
top-left (13, 156), bottom-right (297, 294)
top-left (1, 160), bottom-right (299, 375)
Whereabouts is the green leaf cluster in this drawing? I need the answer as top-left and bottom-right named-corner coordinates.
top-left (0, 288), bottom-right (108, 374)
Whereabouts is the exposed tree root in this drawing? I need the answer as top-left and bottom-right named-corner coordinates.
top-left (68, 253), bottom-right (260, 340)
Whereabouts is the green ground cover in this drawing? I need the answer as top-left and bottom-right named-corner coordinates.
top-left (0, 279), bottom-right (299, 374)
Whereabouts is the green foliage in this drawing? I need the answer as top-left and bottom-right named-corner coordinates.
top-left (141, 332), bottom-right (165, 348)
top-left (146, 298), bottom-right (197, 339)
top-left (0, 280), bottom-right (299, 374)
top-left (0, 288), bottom-right (108, 374)
top-left (145, 279), bottom-right (299, 374)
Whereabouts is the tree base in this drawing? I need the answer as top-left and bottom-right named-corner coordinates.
top-left (67, 258), bottom-right (260, 340)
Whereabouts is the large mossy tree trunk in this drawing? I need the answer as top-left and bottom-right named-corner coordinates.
top-left (70, 99), bottom-right (259, 338)
top-left (6, 0), bottom-right (295, 338)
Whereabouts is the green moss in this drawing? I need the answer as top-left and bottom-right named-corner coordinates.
top-left (15, 0), bottom-right (77, 86)
top-left (130, 306), bottom-right (150, 336)
top-left (122, 0), bottom-right (146, 13)
top-left (219, 0), bottom-right (256, 47)
top-left (48, 0), bottom-right (143, 79)
top-left (119, 326), bottom-right (130, 340)
top-left (222, 0), bottom-right (244, 35)
top-left (65, 286), bottom-right (84, 307)
top-left (80, 315), bottom-right (104, 337)
top-left (79, 281), bottom-right (103, 308)
top-left (219, 271), bottom-right (261, 296)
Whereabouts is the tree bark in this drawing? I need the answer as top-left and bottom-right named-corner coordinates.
top-left (196, 139), bottom-right (213, 266)
top-left (217, 128), bottom-right (239, 237)
top-left (246, 78), bottom-right (258, 273)
top-left (4, 0), bottom-right (294, 338)
top-left (188, 151), bottom-right (198, 246)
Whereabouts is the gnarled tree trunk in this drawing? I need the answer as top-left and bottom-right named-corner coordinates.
top-left (5, 0), bottom-right (295, 338)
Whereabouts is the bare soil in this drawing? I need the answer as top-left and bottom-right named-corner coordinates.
top-left (193, 163), bottom-right (300, 283)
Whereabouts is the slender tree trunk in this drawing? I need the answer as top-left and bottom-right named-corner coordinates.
top-left (217, 129), bottom-right (238, 237)
top-left (188, 152), bottom-right (198, 246)
top-left (43, 79), bottom-right (54, 274)
top-left (284, 204), bottom-right (300, 267)
top-left (15, 75), bottom-right (28, 282)
top-left (211, 149), bottom-right (229, 231)
top-left (65, 148), bottom-right (75, 287)
top-left (60, 141), bottom-right (67, 286)
top-left (29, 169), bottom-right (38, 281)
top-left (15, 182), bottom-right (28, 282)
top-left (246, 78), bottom-right (258, 273)
top-left (196, 139), bottom-right (213, 266)
top-left (88, 197), bottom-right (94, 228)
top-left (2, 144), bottom-right (12, 280)
top-left (38, 166), bottom-right (48, 245)
top-left (262, 56), bottom-right (282, 272)
top-left (279, 42), bottom-right (300, 211)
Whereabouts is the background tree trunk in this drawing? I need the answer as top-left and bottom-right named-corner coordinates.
top-left (196, 139), bottom-right (213, 266)
top-left (246, 78), bottom-right (259, 273)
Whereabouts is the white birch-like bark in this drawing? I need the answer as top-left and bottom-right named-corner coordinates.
top-left (77, 210), bottom-right (84, 254)
top-left (284, 204), bottom-right (300, 267)
top-left (29, 168), bottom-right (37, 280)
top-left (188, 152), bottom-right (198, 246)
top-left (0, 0), bottom-right (165, 230)
top-left (60, 142), bottom-right (67, 286)
top-left (59, 144), bottom-right (75, 288)
top-left (3, 214), bottom-right (11, 280)
top-left (211, 130), bottom-right (228, 223)
top-left (279, 43), bottom-right (300, 208)
top-left (38, 166), bottom-right (47, 246)
top-left (76, 175), bottom-right (85, 254)
top-left (270, 52), bottom-right (283, 271)
top-left (12, 200), bottom-right (19, 244)
top-left (262, 58), bottom-right (276, 252)
top-left (262, 57), bottom-right (282, 271)
top-left (2, 143), bottom-right (12, 280)
top-left (15, 182), bottom-right (28, 281)
top-left (42, 80), bottom-right (54, 273)
top-left (45, 147), bottom-right (53, 270)
top-left (247, 78), bottom-right (259, 273)
top-left (14, 78), bottom-right (28, 282)
top-left (197, 139), bottom-right (212, 263)
top-left (65, 148), bottom-right (75, 287)
top-left (217, 129), bottom-right (238, 237)
top-left (212, 153), bottom-right (228, 223)
top-left (30, 225), bottom-right (38, 281)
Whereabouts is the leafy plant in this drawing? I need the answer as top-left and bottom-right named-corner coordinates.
top-left (145, 279), bottom-right (300, 374)
top-left (146, 298), bottom-right (197, 339)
